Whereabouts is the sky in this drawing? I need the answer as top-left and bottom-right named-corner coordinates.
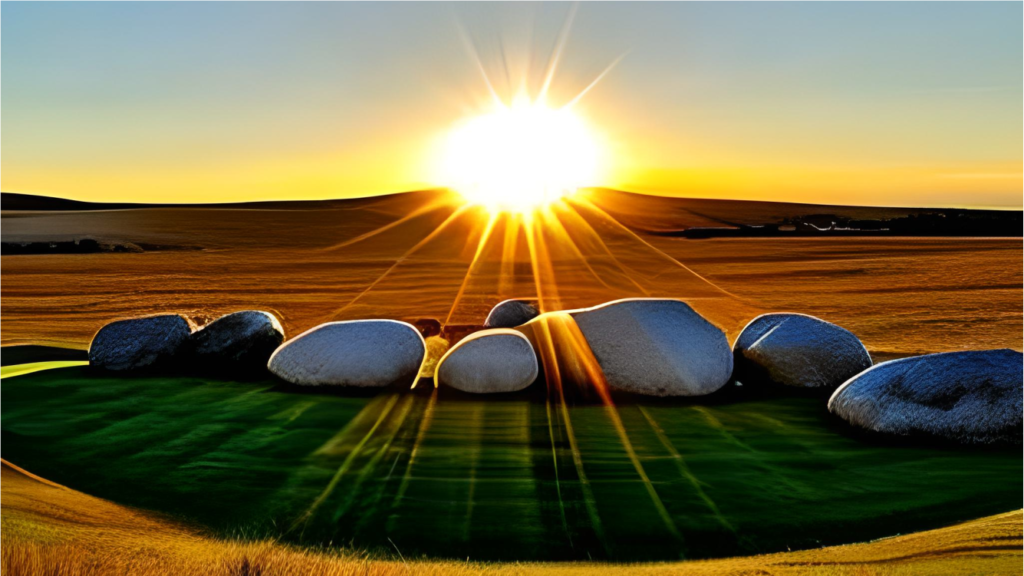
top-left (2, 2), bottom-right (1021, 208)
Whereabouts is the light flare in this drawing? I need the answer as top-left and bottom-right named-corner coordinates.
top-left (441, 96), bottom-right (601, 214)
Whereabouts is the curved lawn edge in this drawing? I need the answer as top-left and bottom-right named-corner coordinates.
top-left (0, 360), bottom-right (89, 380)
top-left (2, 459), bottom-right (1020, 575)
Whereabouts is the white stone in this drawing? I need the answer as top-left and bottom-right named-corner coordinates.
top-left (828, 349), bottom-right (1022, 445)
top-left (733, 313), bottom-right (871, 389)
top-left (268, 320), bottom-right (425, 388)
top-left (569, 298), bottom-right (732, 397)
top-left (435, 329), bottom-right (539, 393)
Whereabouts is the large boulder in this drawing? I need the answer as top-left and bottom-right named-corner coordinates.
top-left (569, 299), bottom-right (732, 396)
top-left (268, 320), bottom-right (425, 388)
top-left (828, 349), bottom-right (1023, 445)
top-left (191, 310), bottom-right (284, 371)
top-left (733, 313), bottom-right (872, 390)
top-left (435, 329), bottom-right (539, 393)
top-left (89, 314), bottom-right (195, 371)
top-left (484, 299), bottom-right (540, 328)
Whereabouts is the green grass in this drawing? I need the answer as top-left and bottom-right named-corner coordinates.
top-left (1, 365), bottom-right (1019, 562)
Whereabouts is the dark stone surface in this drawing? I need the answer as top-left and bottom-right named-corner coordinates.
top-left (89, 314), bottom-right (195, 371)
top-left (191, 310), bottom-right (284, 371)
top-left (484, 299), bottom-right (541, 328)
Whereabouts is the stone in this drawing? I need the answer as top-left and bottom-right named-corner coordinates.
top-left (733, 313), bottom-right (872, 389)
top-left (435, 329), bottom-right (539, 393)
top-left (569, 299), bottom-right (732, 396)
top-left (828, 349), bottom-right (1023, 445)
top-left (191, 310), bottom-right (284, 370)
top-left (268, 320), bottom-right (425, 388)
top-left (89, 314), bottom-right (195, 371)
top-left (484, 299), bottom-right (541, 328)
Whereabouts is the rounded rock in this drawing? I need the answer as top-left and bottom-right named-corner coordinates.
top-left (569, 298), bottom-right (732, 396)
top-left (733, 313), bottom-right (872, 390)
top-left (268, 320), bottom-right (425, 388)
top-left (89, 314), bottom-right (195, 371)
top-left (484, 299), bottom-right (541, 328)
top-left (191, 310), bottom-right (284, 371)
top-left (435, 329), bottom-right (539, 393)
top-left (828, 349), bottom-right (1023, 445)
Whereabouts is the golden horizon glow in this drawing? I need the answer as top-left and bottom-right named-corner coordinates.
top-left (441, 95), bottom-right (602, 214)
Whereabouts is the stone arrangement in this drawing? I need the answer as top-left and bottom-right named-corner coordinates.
top-left (87, 299), bottom-right (1023, 446)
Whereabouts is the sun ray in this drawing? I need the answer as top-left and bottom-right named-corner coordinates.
top-left (537, 205), bottom-right (622, 294)
top-left (554, 201), bottom-right (652, 296)
top-left (532, 314), bottom-right (609, 555)
top-left (538, 2), bottom-right (579, 103)
top-left (328, 204), bottom-right (473, 320)
top-left (637, 405), bottom-right (735, 533)
top-left (497, 212), bottom-right (522, 297)
top-left (544, 387), bottom-right (573, 549)
top-left (330, 394), bottom-right (417, 523)
top-left (563, 52), bottom-right (627, 110)
top-left (455, 18), bottom-right (505, 107)
top-left (569, 196), bottom-right (746, 300)
top-left (389, 388), bottom-right (438, 515)
top-left (523, 213), bottom-right (561, 312)
top-left (290, 394), bottom-right (401, 534)
top-left (320, 197), bottom-right (453, 252)
top-left (560, 320), bottom-right (684, 544)
top-left (461, 402), bottom-right (485, 543)
top-left (444, 211), bottom-right (501, 327)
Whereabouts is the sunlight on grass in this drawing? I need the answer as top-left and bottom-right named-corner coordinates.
top-left (0, 361), bottom-right (89, 380)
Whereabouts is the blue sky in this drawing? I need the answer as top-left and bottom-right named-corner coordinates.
top-left (3, 2), bottom-right (1021, 206)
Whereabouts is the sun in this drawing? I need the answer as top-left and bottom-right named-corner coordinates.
top-left (441, 97), bottom-right (601, 213)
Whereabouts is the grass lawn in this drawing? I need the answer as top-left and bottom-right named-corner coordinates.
top-left (1, 365), bottom-right (1019, 562)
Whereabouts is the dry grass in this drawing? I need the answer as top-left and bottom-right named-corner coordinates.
top-left (2, 459), bottom-right (1020, 576)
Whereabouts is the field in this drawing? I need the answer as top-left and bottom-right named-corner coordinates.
top-left (2, 364), bottom-right (1020, 562)
top-left (1, 190), bottom-right (1021, 571)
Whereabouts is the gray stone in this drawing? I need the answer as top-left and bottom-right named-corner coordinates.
top-left (569, 299), bottom-right (732, 396)
top-left (484, 299), bottom-right (540, 328)
top-left (89, 314), bottom-right (195, 371)
top-left (191, 310), bottom-right (284, 370)
top-left (733, 313), bottom-right (872, 389)
top-left (828, 349), bottom-right (1023, 445)
top-left (436, 329), bottom-right (539, 393)
top-left (268, 320), bottom-right (425, 388)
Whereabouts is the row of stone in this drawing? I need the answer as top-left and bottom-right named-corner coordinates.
top-left (88, 298), bottom-right (1021, 445)
top-left (89, 310), bottom-right (285, 372)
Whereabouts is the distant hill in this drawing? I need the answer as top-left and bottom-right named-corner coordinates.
top-left (0, 191), bottom-right (436, 212)
top-left (583, 189), bottom-right (1023, 238)
top-left (2, 189), bottom-right (1021, 238)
